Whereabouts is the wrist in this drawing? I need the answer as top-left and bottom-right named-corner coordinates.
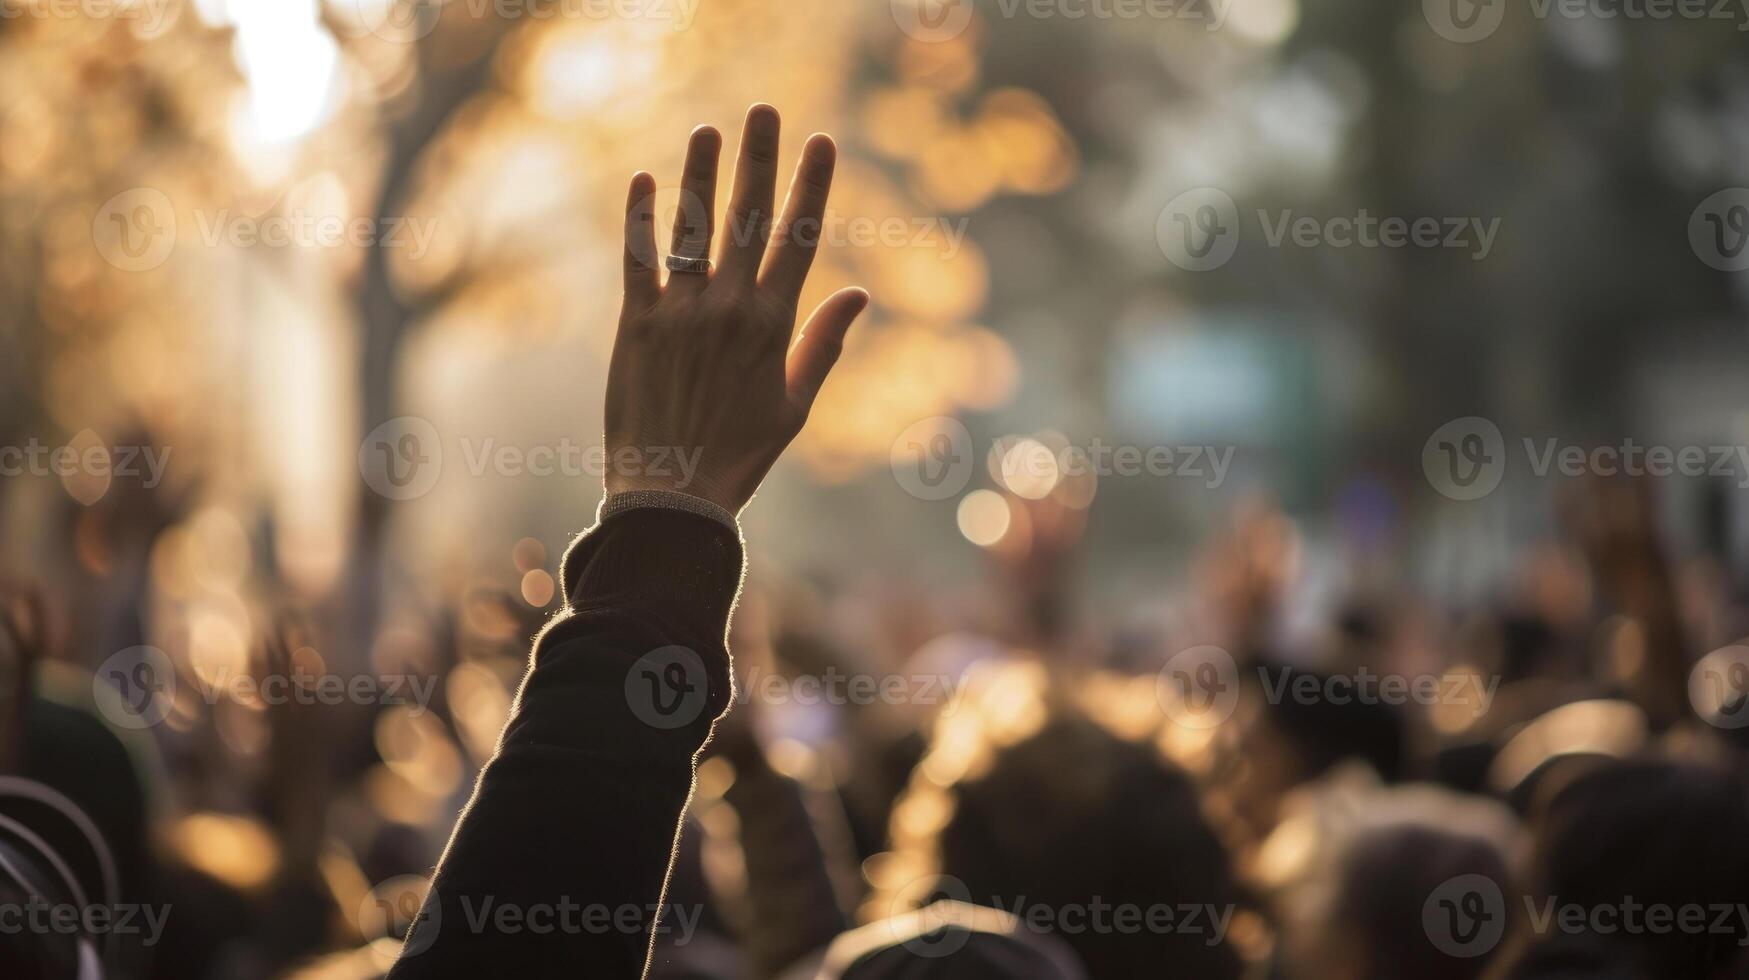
top-left (605, 468), bottom-right (751, 515)
top-left (599, 486), bottom-right (741, 534)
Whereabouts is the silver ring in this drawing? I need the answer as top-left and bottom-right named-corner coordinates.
top-left (665, 255), bottom-right (712, 275)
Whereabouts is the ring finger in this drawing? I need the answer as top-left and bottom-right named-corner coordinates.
top-left (668, 124), bottom-right (722, 289)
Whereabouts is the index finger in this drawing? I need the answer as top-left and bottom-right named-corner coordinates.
top-left (759, 133), bottom-right (837, 309)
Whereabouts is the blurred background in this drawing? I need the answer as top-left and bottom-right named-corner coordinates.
top-left (2, 0), bottom-right (1749, 977)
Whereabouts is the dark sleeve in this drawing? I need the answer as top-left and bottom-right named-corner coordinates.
top-left (388, 507), bottom-right (744, 980)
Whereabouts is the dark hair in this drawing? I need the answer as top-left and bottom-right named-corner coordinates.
top-left (1251, 663), bottom-right (1406, 782)
top-left (1513, 758), bottom-right (1749, 978)
top-left (1335, 824), bottom-right (1510, 980)
top-left (935, 714), bottom-right (1246, 979)
top-left (843, 928), bottom-right (1074, 979)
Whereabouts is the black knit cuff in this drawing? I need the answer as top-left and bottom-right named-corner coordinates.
top-left (559, 506), bottom-right (746, 639)
top-left (599, 489), bottom-right (740, 535)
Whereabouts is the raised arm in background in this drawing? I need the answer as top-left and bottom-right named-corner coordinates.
top-left (387, 103), bottom-right (869, 980)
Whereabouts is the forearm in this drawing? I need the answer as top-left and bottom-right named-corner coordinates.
top-left (389, 100), bottom-right (865, 978)
top-left (390, 506), bottom-right (743, 979)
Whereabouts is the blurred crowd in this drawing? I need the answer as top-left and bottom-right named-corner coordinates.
top-left (3, 441), bottom-right (1748, 980)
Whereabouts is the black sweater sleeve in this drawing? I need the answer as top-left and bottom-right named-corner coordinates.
top-left (387, 507), bottom-right (744, 979)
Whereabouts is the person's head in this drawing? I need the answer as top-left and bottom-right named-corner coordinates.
top-left (1219, 663), bottom-right (1406, 843)
top-left (813, 902), bottom-right (1084, 980)
top-left (1265, 783), bottom-right (1520, 980)
top-left (919, 712), bottom-right (1248, 979)
top-left (1510, 757), bottom-right (1749, 979)
top-left (1327, 824), bottom-right (1511, 980)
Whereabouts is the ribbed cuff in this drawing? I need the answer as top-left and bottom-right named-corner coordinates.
top-left (558, 507), bottom-right (746, 653)
top-left (598, 489), bottom-right (740, 535)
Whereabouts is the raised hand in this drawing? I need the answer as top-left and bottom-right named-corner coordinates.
top-left (606, 104), bottom-right (869, 514)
